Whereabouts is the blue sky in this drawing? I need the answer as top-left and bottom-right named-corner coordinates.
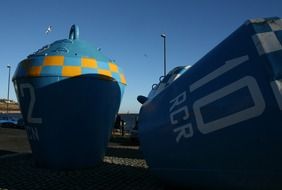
top-left (0, 0), bottom-right (282, 113)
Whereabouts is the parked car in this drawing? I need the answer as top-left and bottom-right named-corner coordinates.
top-left (0, 116), bottom-right (18, 128)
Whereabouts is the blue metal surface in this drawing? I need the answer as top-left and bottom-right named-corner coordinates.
top-left (138, 17), bottom-right (282, 188)
top-left (13, 25), bottom-right (126, 169)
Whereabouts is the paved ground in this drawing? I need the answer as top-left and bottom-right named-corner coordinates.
top-left (0, 128), bottom-right (169, 190)
top-left (0, 128), bottom-right (31, 155)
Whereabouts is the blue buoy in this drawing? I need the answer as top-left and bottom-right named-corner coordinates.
top-left (138, 17), bottom-right (282, 189)
top-left (13, 25), bottom-right (126, 169)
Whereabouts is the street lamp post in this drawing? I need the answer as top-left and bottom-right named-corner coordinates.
top-left (161, 33), bottom-right (167, 76)
top-left (6, 64), bottom-right (11, 114)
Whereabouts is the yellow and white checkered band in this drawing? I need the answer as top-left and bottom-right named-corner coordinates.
top-left (16, 56), bottom-right (126, 85)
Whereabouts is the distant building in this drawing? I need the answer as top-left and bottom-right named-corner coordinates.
top-left (0, 99), bottom-right (17, 104)
top-left (119, 113), bottom-right (138, 131)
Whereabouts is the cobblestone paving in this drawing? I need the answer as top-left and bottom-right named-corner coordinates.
top-left (0, 132), bottom-right (165, 190)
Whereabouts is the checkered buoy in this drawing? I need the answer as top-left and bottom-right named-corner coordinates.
top-left (13, 25), bottom-right (126, 169)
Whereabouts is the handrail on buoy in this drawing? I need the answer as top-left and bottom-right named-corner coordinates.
top-left (152, 84), bottom-right (158, 90)
top-left (159, 76), bottom-right (165, 82)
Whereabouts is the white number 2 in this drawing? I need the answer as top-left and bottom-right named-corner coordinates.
top-left (20, 83), bottom-right (42, 124)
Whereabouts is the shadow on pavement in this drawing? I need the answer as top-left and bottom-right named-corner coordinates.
top-left (110, 136), bottom-right (139, 146)
top-left (0, 150), bottom-right (16, 156)
top-left (0, 154), bottom-right (164, 190)
top-left (106, 147), bottom-right (144, 159)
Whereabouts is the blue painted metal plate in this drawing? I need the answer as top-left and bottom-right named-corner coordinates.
top-left (138, 17), bottom-right (282, 188)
